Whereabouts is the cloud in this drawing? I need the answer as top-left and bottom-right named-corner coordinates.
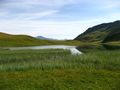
top-left (99, 0), bottom-right (120, 9)
top-left (1, 0), bottom-right (120, 9)
top-left (1, 0), bottom-right (81, 8)
top-left (13, 10), bottom-right (58, 20)
top-left (0, 11), bottom-right (9, 16)
top-left (0, 0), bottom-right (6, 4)
top-left (0, 0), bottom-right (119, 39)
top-left (0, 8), bottom-right (58, 20)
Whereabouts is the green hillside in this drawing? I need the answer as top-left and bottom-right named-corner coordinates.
top-left (103, 26), bottom-right (120, 42)
top-left (75, 20), bottom-right (120, 42)
top-left (0, 32), bottom-right (53, 47)
top-left (0, 32), bottom-right (81, 47)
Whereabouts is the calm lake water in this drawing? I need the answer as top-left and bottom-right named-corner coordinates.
top-left (1, 44), bottom-right (120, 55)
top-left (2, 45), bottom-right (82, 55)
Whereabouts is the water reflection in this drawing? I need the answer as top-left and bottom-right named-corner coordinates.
top-left (76, 44), bottom-right (120, 52)
top-left (1, 45), bottom-right (82, 55)
top-left (103, 44), bottom-right (120, 50)
top-left (0, 44), bottom-right (120, 55)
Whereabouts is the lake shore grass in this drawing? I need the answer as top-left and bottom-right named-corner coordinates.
top-left (0, 49), bottom-right (120, 89)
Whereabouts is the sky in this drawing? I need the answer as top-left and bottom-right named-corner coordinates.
top-left (0, 0), bottom-right (120, 39)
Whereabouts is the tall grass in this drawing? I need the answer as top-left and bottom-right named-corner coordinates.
top-left (0, 49), bottom-right (120, 90)
top-left (0, 49), bottom-right (120, 71)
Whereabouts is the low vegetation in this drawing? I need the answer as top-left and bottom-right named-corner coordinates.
top-left (0, 49), bottom-right (119, 89)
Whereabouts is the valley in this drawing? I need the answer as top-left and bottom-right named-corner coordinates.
top-left (0, 20), bottom-right (120, 90)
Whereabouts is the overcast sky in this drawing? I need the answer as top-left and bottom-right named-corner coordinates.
top-left (0, 0), bottom-right (120, 39)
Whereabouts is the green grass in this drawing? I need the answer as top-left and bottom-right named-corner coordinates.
top-left (0, 70), bottom-right (119, 90)
top-left (0, 32), bottom-right (83, 47)
top-left (0, 49), bottom-right (120, 89)
top-left (0, 49), bottom-right (120, 71)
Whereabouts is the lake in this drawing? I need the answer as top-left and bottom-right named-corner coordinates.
top-left (1, 44), bottom-right (120, 55)
top-left (1, 45), bottom-right (82, 55)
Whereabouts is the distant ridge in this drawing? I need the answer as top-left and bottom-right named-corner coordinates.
top-left (36, 36), bottom-right (64, 41)
top-left (74, 20), bottom-right (120, 42)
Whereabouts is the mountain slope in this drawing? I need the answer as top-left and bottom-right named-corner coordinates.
top-left (103, 26), bottom-right (120, 42)
top-left (75, 20), bottom-right (120, 42)
top-left (0, 32), bottom-right (82, 47)
top-left (0, 32), bottom-right (55, 47)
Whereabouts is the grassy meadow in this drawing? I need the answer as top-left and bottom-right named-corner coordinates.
top-left (0, 48), bottom-right (120, 89)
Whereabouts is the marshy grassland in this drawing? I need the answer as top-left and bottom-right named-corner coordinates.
top-left (0, 48), bottom-right (120, 90)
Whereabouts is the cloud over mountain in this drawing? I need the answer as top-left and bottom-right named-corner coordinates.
top-left (0, 0), bottom-right (120, 39)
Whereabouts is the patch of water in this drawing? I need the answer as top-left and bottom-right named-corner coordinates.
top-left (1, 45), bottom-right (82, 55)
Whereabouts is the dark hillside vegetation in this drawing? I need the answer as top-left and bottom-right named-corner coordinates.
top-left (75, 20), bottom-right (120, 43)
top-left (103, 27), bottom-right (120, 42)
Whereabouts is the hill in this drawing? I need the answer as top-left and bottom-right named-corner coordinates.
top-left (0, 32), bottom-right (55, 47)
top-left (0, 32), bottom-right (81, 47)
top-left (74, 20), bottom-right (120, 42)
top-left (103, 26), bottom-right (120, 42)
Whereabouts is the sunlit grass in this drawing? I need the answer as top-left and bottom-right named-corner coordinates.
top-left (0, 32), bottom-right (83, 47)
